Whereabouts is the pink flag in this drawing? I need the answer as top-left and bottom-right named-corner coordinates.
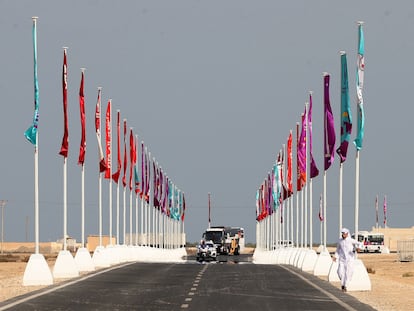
top-left (104, 100), bottom-right (111, 179)
top-left (94, 88), bottom-right (107, 173)
top-left (122, 119), bottom-right (127, 187)
top-left (112, 110), bottom-right (121, 183)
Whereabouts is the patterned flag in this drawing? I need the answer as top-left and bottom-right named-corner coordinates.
top-left (59, 49), bottom-right (69, 157)
top-left (134, 135), bottom-right (140, 194)
top-left (94, 88), bottom-right (107, 173)
top-left (122, 119), bottom-right (127, 187)
top-left (375, 195), bottom-right (379, 227)
top-left (336, 52), bottom-right (352, 163)
top-left (104, 100), bottom-right (112, 179)
top-left (309, 93), bottom-right (319, 178)
top-left (297, 111), bottom-right (307, 187)
top-left (287, 131), bottom-right (293, 195)
top-left (140, 142), bottom-right (145, 198)
top-left (383, 195), bottom-right (387, 226)
top-left (78, 70), bottom-right (86, 165)
top-left (354, 22), bottom-right (365, 150)
top-left (25, 17), bottom-right (39, 146)
top-left (129, 128), bottom-right (135, 191)
top-left (324, 73), bottom-right (336, 171)
top-left (112, 110), bottom-right (121, 183)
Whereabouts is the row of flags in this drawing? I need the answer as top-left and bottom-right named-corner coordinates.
top-left (24, 22), bottom-right (186, 223)
top-left (256, 22), bottom-right (365, 222)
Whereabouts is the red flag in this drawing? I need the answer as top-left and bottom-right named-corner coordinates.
top-left (104, 100), bottom-right (112, 179)
top-left (181, 193), bottom-right (186, 222)
top-left (287, 131), bottom-right (293, 195)
top-left (59, 48), bottom-right (69, 157)
top-left (112, 110), bottom-right (121, 183)
top-left (95, 88), bottom-right (107, 172)
top-left (77, 70), bottom-right (86, 165)
top-left (122, 119), bottom-right (127, 187)
top-left (129, 128), bottom-right (135, 190)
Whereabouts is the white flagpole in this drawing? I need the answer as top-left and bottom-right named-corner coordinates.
top-left (80, 68), bottom-right (86, 248)
top-left (135, 134), bottom-right (139, 246)
top-left (304, 103), bottom-right (308, 249)
top-left (108, 99), bottom-right (113, 246)
top-left (115, 110), bottom-right (121, 245)
top-left (295, 122), bottom-right (300, 248)
top-left (97, 87), bottom-right (103, 247)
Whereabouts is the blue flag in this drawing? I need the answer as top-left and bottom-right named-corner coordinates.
top-left (336, 52), bottom-right (352, 162)
top-left (24, 17), bottom-right (39, 146)
top-left (354, 22), bottom-right (365, 150)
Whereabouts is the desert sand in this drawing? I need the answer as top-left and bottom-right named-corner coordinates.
top-left (1, 252), bottom-right (413, 310)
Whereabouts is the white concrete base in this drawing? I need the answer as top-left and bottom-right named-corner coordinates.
top-left (346, 259), bottom-right (372, 291)
top-left (53, 250), bottom-right (80, 279)
top-left (288, 248), bottom-right (300, 265)
top-left (313, 250), bottom-right (332, 276)
top-left (301, 249), bottom-right (318, 272)
top-left (106, 244), bottom-right (121, 265)
top-left (316, 244), bottom-right (325, 254)
top-left (92, 245), bottom-right (111, 268)
top-left (328, 260), bottom-right (341, 282)
top-left (23, 253), bottom-right (53, 286)
top-left (74, 247), bottom-right (95, 272)
top-left (295, 248), bottom-right (307, 268)
top-left (381, 247), bottom-right (390, 254)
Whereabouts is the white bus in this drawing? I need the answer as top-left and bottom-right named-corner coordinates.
top-left (354, 231), bottom-right (385, 253)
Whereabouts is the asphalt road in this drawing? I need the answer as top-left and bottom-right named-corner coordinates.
top-left (0, 254), bottom-right (375, 311)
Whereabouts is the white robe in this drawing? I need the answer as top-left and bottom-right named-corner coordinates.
top-left (334, 237), bottom-right (362, 287)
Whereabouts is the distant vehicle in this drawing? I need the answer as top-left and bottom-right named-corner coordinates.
top-left (203, 227), bottom-right (227, 254)
top-left (353, 231), bottom-right (385, 253)
top-left (202, 226), bottom-right (245, 255)
top-left (196, 240), bottom-right (217, 262)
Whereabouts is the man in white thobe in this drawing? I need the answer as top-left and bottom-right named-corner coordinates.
top-left (332, 228), bottom-right (363, 292)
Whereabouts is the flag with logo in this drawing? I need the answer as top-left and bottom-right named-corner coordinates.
top-left (324, 73), bottom-right (336, 171)
top-left (354, 22), bottom-right (365, 150)
top-left (25, 18), bottom-right (40, 146)
top-left (94, 88), bottom-right (107, 173)
top-left (336, 52), bottom-right (352, 163)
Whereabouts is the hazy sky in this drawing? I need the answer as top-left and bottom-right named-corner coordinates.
top-left (1, 1), bottom-right (413, 244)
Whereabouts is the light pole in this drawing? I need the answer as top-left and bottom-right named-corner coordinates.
top-left (0, 200), bottom-right (7, 254)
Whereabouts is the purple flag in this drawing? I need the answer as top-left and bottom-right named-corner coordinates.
top-left (324, 73), bottom-right (336, 171)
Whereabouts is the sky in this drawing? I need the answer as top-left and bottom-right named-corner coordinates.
top-left (1, 0), bottom-right (414, 245)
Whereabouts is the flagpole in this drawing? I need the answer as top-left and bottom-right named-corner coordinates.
top-left (108, 99), bottom-right (113, 246)
top-left (97, 87), bottom-right (103, 247)
top-left (62, 47), bottom-right (69, 252)
top-left (323, 72), bottom-right (328, 249)
top-left (304, 103), bottom-right (308, 249)
top-left (23, 16), bottom-right (54, 286)
top-left (295, 122), bottom-right (300, 248)
top-left (354, 20), bottom-right (365, 242)
top-left (115, 110), bottom-right (121, 245)
top-left (80, 68), bottom-right (86, 247)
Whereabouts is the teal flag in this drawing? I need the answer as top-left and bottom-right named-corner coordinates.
top-left (354, 22), bottom-right (365, 150)
top-left (336, 52), bottom-right (352, 162)
top-left (25, 17), bottom-right (39, 146)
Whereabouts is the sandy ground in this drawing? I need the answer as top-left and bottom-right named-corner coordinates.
top-left (1, 251), bottom-right (414, 310)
